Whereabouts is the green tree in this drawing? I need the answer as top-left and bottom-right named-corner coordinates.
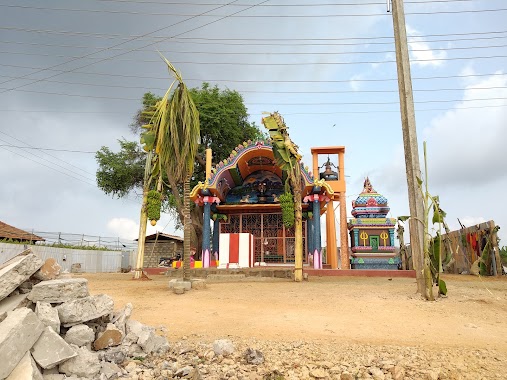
top-left (96, 83), bottom-right (263, 269)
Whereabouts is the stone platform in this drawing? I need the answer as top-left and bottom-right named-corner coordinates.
top-left (145, 267), bottom-right (416, 279)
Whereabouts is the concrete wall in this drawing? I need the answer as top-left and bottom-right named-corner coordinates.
top-left (143, 240), bottom-right (183, 268)
top-left (0, 242), bottom-right (133, 273)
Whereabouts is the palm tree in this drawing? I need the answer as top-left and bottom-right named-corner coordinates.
top-left (136, 56), bottom-right (200, 281)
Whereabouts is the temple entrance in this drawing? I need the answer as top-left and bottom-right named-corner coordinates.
top-left (220, 213), bottom-right (307, 264)
top-left (370, 236), bottom-right (379, 251)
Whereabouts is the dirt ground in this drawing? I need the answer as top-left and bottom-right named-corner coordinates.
top-left (81, 273), bottom-right (507, 352)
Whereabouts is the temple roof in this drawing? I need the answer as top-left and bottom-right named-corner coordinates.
top-left (190, 140), bottom-right (333, 206)
top-left (351, 177), bottom-right (390, 218)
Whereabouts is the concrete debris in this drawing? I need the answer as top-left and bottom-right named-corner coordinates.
top-left (244, 347), bottom-right (264, 365)
top-left (35, 301), bottom-right (61, 333)
top-left (34, 258), bottom-right (62, 281)
top-left (213, 339), bottom-right (235, 357)
top-left (64, 324), bottom-right (95, 347)
top-left (31, 326), bottom-right (77, 369)
top-left (190, 278), bottom-right (207, 290)
top-left (5, 351), bottom-right (43, 380)
top-left (111, 302), bottom-right (133, 335)
top-left (0, 307), bottom-right (45, 378)
top-left (28, 278), bottom-right (89, 303)
top-left (58, 346), bottom-right (101, 378)
top-left (0, 251), bottom-right (43, 302)
top-left (93, 323), bottom-right (124, 350)
top-left (0, 252), bottom-right (171, 380)
top-left (0, 292), bottom-right (30, 323)
top-left (57, 294), bottom-right (114, 326)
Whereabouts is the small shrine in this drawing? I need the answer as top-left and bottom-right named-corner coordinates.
top-left (348, 178), bottom-right (398, 269)
top-left (190, 140), bottom-right (337, 269)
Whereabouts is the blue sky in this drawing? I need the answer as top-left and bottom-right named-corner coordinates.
top-left (0, 0), bottom-right (506, 245)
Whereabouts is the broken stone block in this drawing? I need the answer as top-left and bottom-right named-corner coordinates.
top-left (59, 346), bottom-right (101, 378)
top-left (101, 361), bottom-right (121, 379)
top-left (28, 278), bottom-right (89, 303)
top-left (0, 252), bottom-right (44, 302)
top-left (42, 375), bottom-right (65, 380)
top-left (35, 302), bottom-right (60, 333)
top-left (64, 324), bottom-right (95, 347)
top-left (190, 279), bottom-right (206, 290)
top-left (137, 330), bottom-right (169, 354)
top-left (173, 286), bottom-right (185, 294)
top-left (57, 294), bottom-right (114, 326)
top-left (111, 302), bottom-right (133, 335)
top-left (126, 319), bottom-right (153, 338)
top-left (31, 326), bottom-right (77, 369)
top-left (98, 346), bottom-right (127, 364)
top-left (213, 339), bottom-right (235, 357)
top-left (0, 293), bottom-right (30, 323)
top-left (5, 351), bottom-right (43, 380)
top-left (94, 323), bottom-right (124, 350)
top-left (0, 307), bottom-right (45, 379)
top-left (33, 258), bottom-right (62, 281)
top-left (18, 280), bottom-right (34, 294)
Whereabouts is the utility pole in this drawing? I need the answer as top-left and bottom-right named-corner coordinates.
top-left (391, 0), bottom-right (426, 295)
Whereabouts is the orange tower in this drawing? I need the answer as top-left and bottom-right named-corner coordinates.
top-left (310, 147), bottom-right (348, 269)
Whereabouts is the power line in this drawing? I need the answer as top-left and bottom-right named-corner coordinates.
top-left (1, 86), bottom-right (504, 105)
top-left (1, 3), bottom-right (506, 17)
top-left (2, 63), bottom-right (505, 83)
top-left (1, 73), bottom-right (505, 94)
top-left (2, 103), bottom-right (507, 116)
top-left (2, 25), bottom-right (506, 45)
top-left (280, 103), bottom-right (507, 115)
top-left (0, 145), bottom-right (97, 186)
top-left (2, 42), bottom-right (507, 61)
top-left (0, 0), bottom-right (250, 90)
top-left (0, 132), bottom-right (96, 178)
top-left (0, 0), bottom-right (269, 93)
top-left (0, 145), bottom-right (96, 153)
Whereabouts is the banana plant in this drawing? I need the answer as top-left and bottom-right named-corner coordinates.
top-left (262, 112), bottom-right (304, 282)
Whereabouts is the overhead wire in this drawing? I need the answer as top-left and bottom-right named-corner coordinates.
top-left (0, 0), bottom-right (270, 93)
top-left (1, 3), bottom-right (506, 17)
top-left (0, 131), bottom-right (96, 178)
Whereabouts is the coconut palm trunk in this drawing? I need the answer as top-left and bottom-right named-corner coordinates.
top-left (183, 173), bottom-right (192, 281)
top-left (291, 168), bottom-right (303, 282)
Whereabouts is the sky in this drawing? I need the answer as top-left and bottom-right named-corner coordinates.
top-left (0, 0), bottom-right (506, 246)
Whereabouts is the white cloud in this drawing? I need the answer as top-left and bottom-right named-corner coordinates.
top-left (349, 74), bottom-right (363, 91)
top-left (107, 218), bottom-right (139, 240)
top-left (107, 216), bottom-right (180, 241)
top-left (406, 25), bottom-right (447, 67)
top-left (423, 72), bottom-right (507, 187)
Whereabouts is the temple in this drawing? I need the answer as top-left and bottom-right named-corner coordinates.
top-left (348, 178), bottom-right (399, 269)
top-left (190, 140), bottom-right (349, 269)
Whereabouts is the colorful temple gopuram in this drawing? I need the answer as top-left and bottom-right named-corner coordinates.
top-left (348, 178), bottom-right (399, 269)
top-left (190, 141), bottom-right (349, 269)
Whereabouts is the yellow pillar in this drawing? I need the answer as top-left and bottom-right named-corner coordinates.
top-left (205, 148), bottom-right (212, 180)
top-left (340, 192), bottom-right (349, 269)
top-left (326, 199), bottom-right (338, 269)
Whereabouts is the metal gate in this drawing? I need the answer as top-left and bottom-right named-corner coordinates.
top-left (221, 213), bottom-right (306, 264)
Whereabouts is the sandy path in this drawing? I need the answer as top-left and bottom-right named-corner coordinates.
top-left (82, 273), bottom-right (507, 351)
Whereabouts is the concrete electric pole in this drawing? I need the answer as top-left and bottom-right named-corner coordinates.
top-left (390, 0), bottom-right (426, 294)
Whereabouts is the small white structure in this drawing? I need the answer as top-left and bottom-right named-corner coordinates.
top-left (218, 233), bottom-right (254, 268)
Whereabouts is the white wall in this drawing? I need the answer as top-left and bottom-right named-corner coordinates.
top-left (0, 242), bottom-right (133, 273)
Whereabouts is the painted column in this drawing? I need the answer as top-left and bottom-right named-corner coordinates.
top-left (202, 198), bottom-right (211, 268)
top-left (389, 229), bottom-right (395, 247)
top-left (326, 199), bottom-right (338, 269)
top-left (313, 195), bottom-right (322, 269)
top-left (307, 216), bottom-right (314, 262)
top-left (212, 218), bottom-right (220, 263)
top-left (340, 192), bottom-right (349, 269)
top-left (353, 229), bottom-right (359, 247)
